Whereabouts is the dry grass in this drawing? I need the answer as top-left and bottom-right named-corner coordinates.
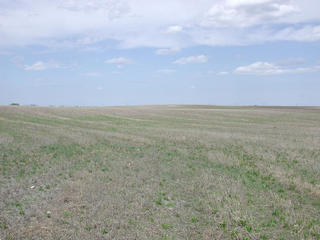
top-left (0, 105), bottom-right (320, 239)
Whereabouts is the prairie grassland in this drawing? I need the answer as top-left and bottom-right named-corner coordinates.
top-left (0, 105), bottom-right (319, 240)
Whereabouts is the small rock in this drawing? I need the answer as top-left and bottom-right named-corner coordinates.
top-left (30, 185), bottom-right (35, 189)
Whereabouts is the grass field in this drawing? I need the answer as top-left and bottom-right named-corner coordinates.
top-left (0, 105), bottom-right (320, 240)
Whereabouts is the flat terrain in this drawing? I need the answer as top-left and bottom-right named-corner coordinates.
top-left (0, 105), bottom-right (320, 240)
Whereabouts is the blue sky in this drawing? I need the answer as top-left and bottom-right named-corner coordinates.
top-left (0, 0), bottom-right (320, 106)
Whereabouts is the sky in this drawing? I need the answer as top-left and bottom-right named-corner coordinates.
top-left (0, 0), bottom-right (320, 106)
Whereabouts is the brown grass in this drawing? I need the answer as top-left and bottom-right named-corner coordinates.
top-left (0, 105), bottom-right (319, 239)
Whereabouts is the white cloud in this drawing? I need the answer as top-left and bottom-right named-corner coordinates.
top-left (272, 25), bottom-right (320, 42)
top-left (226, 0), bottom-right (275, 7)
top-left (0, 0), bottom-right (320, 48)
top-left (174, 55), bottom-right (208, 64)
top-left (105, 57), bottom-right (133, 65)
top-left (155, 48), bottom-right (180, 55)
top-left (235, 61), bottom-right (320, 75)
top-left (201, 0), bottom-right (299, 28)
top-left (166, 25), bottom-right (183, 33)
top-left (157, 69), bottom-right (176, 74)
top-left (235, 62), bottom-right (282, 75)
top-left (24, 61), bottom-right (60, 71)
top-left (217, 71), bottom-right (229, 75)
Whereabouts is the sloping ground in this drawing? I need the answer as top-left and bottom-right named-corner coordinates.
top-left (0, 105), bottom-right (319, 240)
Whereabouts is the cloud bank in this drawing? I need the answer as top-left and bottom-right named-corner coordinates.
top-left (174, 55), bottom-right (208, 64)
top-left (235, 61), bottom-right (320, 75)
top-left (105, 57), bottom-right (133, 65)
top-left (24, 61), bottom-right (60, 71)
top-left (155, 48), bottom-right (180, 55)
top-left (0, 0), bottom-right (320, 49)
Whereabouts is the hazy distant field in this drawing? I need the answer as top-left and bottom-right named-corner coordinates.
top-left (0, 105), bottom-right (319, 240)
